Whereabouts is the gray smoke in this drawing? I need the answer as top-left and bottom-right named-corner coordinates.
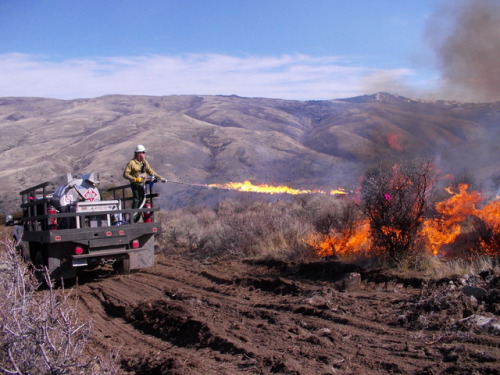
top-left (425, 0), bottom-right (500, 102)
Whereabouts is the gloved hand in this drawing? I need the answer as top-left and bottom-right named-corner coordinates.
top-left (134, 177), bottom-right (143, 183)
top-left (161, 178), bottom-right (167, 183)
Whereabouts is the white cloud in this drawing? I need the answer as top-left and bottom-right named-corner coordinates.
top-left (0, 52), bottom-right (421, 100)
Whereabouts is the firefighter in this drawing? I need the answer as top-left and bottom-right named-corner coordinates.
top-left (123, 145), bottom-right (166, 218)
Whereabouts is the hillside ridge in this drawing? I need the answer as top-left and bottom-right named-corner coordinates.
top-left (0, 93), bottom-right (499, 211)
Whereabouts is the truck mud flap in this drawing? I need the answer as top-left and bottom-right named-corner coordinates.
top-left (129, 235), bottom-right (155, 270)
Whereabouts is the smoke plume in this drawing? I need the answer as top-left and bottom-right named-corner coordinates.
top-left (426, 0), bottom-right (500, 102)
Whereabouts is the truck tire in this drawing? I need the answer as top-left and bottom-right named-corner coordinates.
top-left (29, 247), bottom-right (49, 286)
top-left (113, 257), bottom-right (131, 274)
top-left (16, 242), bottom-right (30, 262)
top-left (34, 250), bottom-right (45, 268)
top-left (29, 245), bottom-right (47, 268)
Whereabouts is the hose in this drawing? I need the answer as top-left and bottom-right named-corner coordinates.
top-left (164, 179), bottom-right (207, 188)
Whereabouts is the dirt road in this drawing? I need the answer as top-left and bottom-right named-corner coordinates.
top-left (73, 254), bottom-right (500, 375)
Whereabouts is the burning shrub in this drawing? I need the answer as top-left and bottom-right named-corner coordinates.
top-left (305, 195), bottom-right (361, 236)
top-left (421, 184), bottom-right (500, 257)
top-left (476, 200), bottom-right (500, 255)
top-left (0, 235), bottom-right (119, 374)
top-left (302, 195), bottom-right (370, 259)
top-left (360, 159), bottom-right (435, 263)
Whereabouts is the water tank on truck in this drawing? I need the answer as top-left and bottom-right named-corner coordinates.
top-left (52, 172), bottom-right (101, 210)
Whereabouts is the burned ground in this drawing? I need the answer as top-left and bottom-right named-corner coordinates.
top-left (71, 254), bottom-right (500, 375)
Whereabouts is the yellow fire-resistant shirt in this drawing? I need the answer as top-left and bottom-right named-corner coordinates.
top-left (123, 158), bottom-right (165, 182)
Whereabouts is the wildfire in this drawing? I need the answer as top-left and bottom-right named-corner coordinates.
top-left (479, 199), bottom-right (500, 229)
top-left (309, 183), bottom-right (499, 258)
top-left (387, 133), bottom-right (403, 151)
top-left (422, 184), bottom-right (499, 256)
top-left (306, 219), bottom-right (372, 258)
top-left (208, 180), bottom-right (347, 196)
top-left (198, 176), bottom-right (498, 258)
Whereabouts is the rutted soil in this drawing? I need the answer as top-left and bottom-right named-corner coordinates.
top-left (73, 255), bottom-right (500, 375)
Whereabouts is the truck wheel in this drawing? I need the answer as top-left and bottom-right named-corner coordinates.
top-left (113, 257), bottom-right (131, 274)
top-left (30, 249), bottom-right (49, 286)
top-left (33, 249), bottom-right (46, 268)
top-left (16, 242), bottom-right (30, 262)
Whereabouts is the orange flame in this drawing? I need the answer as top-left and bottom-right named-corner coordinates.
top-left (478, 199), bottom-right (500, 228)
top-left (387, 133), bottom-right (403, 151)
top-left (444, 186), bottom-right (454, 195)
top-left (208, 180), bottom-right (348, 196)
top-left (476, 198), bottom-right (500, 254)
top-left (309, 183), bottom-right (499, 258)
top-left (420, 184), bottom-right (499, 255)
top-left (306, 219), bottom-right (371, 257)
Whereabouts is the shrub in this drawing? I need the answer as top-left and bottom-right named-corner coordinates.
top-left (0, 236), bottom-right (119, 375)
top-left (157, 209), bottom-right (204, 252)
top-left (301, 195), bottom-right (360, 235)
top-left (157, 199), bottom-right (316, 261)
top-left (301, 195), bottom-right (369, 259)
top-left (359, 159), bottom-right (435, 264)
top-left (197, 200), bottom-right (314, 260)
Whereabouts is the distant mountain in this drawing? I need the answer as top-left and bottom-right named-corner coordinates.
top-left (0, 93), bottom-right (499, 212)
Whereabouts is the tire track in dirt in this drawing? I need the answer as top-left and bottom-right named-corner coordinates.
top-left (72, 255), bottom-right (500, 374)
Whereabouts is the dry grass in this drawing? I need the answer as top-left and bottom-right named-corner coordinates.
top-left (387, 246), bottom-right (499, 281)
top-left (424, 255), bottom-right (499, 280)
top-left (157, 198), bottom-right (317, 261)
top-left (156, 193), bottom-right (499, 276)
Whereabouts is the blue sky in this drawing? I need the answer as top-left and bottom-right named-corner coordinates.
top-left (0, 0), bottom-right (446, 100)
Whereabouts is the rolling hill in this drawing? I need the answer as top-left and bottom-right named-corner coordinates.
top-left (0, 93), bottom-right (499, 212)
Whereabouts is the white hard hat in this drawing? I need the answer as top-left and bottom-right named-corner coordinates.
top-left (134, 144), bottom-right (146, 153)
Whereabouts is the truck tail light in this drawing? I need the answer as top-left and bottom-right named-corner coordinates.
top-left (131, 240), bottom-right (140, 249)
top-left (74, 246), bottom-right (84, 255)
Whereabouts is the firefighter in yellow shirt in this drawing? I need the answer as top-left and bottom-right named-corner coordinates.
top-left (123, 145), bottom-right (166, 216)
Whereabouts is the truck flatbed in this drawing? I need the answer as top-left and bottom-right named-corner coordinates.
top-left (13, 173), bottom-right (161, 280)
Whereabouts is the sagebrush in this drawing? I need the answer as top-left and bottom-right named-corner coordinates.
top-left (0, 236), bottom-right (119, 375)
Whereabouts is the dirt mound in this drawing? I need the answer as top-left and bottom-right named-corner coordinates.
top-left (72, 255), bottom-right (500, 374)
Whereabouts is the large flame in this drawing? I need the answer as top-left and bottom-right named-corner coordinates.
top-left (477, 199), bottom-right (500, 254)
top-left (208, 180), bottom-right (347, 196)
top-left (309, 183), bottom-right (499, 258)
top-left (421, 184), bottom-right (500, 255)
